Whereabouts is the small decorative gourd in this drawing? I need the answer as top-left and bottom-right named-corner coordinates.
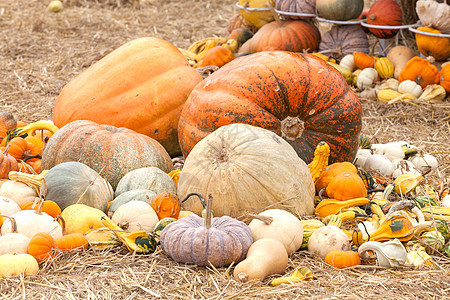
top-left (325, 172), bottom-right (367, 201)
top-left (375, 57), bottom-right (394, 79)
top-left (111, 200), bottom-right (159, 233)
top-left (0, 254), bottom-right (39, 278)
top-left (415, 27), bottom-right (450, 61)
top-left (353, 52), bottom-right (375, 69)
top-left (308, 141), bottom-right (330, 184)
top-left (28, 232), bottom-right (58, 263)
top-left (357, 68), bottom-right (378, 90)
top-left (150, 192), bottom-right (181, 220)
top-left (308, 225), bottom-right (350, 258)
top-left (324, 250), bottom-right (360, 269)
top-left (60, 204), bottom-right (107, 235)
top-left (398, 80), bottom-right (423, 98)
top-left (160, 194), bottom-right (253, 267)
top-left (339, 54), bottom-right (356, 71)
top-left (107, 189), bottom-right (156, 216)
top-left (0, 215), bottom-right (31, 255)
top-left (54, 216), bottom-right (89, 251)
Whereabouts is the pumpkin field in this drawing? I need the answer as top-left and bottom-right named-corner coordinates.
top-left (1, 0), bottom-right (450, 298)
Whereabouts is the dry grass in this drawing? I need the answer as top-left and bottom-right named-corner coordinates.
top-left (1, 0), bottom-right (450, 299)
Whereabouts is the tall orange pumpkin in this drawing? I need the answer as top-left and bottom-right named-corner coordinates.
top-left (178, 52), bottom-right (362, 164)
top-left (52, 37), bottom-right (203, 157)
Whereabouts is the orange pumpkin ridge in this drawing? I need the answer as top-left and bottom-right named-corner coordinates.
top-left (366, 0), bottom-right (402, 39)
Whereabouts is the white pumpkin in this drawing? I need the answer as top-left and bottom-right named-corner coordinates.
top-left (392, 160), bottom-right (420, 178)
top-left (0, 216), bottom-right (31, 255)
top-left (0, 181), bottom-right (36, 206)
top-left (354, 149), bottom-right (372, 168)
top-left (408, 154), bottom-right (438, 173)
top-left (441, 195), bottom-right (450, 208)
top-left (398, 80), bottom-right (423, 98)
top-left (363, 154), bottom-right (394, 177)
top-left (111, 200), bottom-right (159, 233)
top-left (1, 210), bottom-right (63, 240)
top-left (357, 68), bottom-right (378, 90)
top-left (339, 54), bottom-right (356, 71)
top-left (307, 226), bottom-right (349, 258)
top-left (371, 143), bottom-right (405, 162)
top-left (248, 209), bottom-right (303, 255)
top-left (0, 196), bottom-right (21, 217)
top-left (416, 0), bottom-right (450, 33)
top-left (177, 123), bottom-right (315, 218)
top-left (379, 78), bottom-right (399, 91)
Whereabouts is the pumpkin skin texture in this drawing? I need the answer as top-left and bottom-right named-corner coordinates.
top-left (319, 25), bottom-right (369, 60)
top-left (415, 27), bottom-right (450, 61)
top-left (239, 20), bottom-right (321, 54)
top-left (0, 148), bottom-right (18, 179)
top-left (274, 0), bottom-right (316, 20)
top-left (440, 64), bottom-right (450, 93)
top-left (0, 254), bottom-right (39, 278)
top-left (178, 124), bottom-right (315, 218)
top-left (41, 161), bottom-right (113, 212)
top-left (325, 250), bottom-right (361, 269)
top-left (41, 120), bottom-right (173, 190)
top-left (399, 57), bottom-right (440, 89)
top-left (52, 37), bottom-right (203, 157)
top-left (366, 0), bottom-right (403, 39)
top-left (316, 0), bottom-right (364, 21)
top-left (160, 214), bottom-right (253, 267)
top-left (178, 51), bottom-right (362, 165)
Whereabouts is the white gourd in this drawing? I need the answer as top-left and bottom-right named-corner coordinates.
top-left (1, 210), bottom-right (63, 240)
top-left (398, 80), bottom-right (423, 98)
top-left (339, 54), bottom-right (356, 71)
top-left (357, 68), bottom-right (378, 90)
top-left (354, 149), bottom-right (372, 168)
top-left (308, 226), bottom-right (349, 258)
top-left (111, 200), bottom-right (159, 233)
top-left (0, 196), bottom-right (21, 216)
top-left (363, 154), bottom-right (394, 177)
top-left (0, 181), bottom-right (36, 206)
top-left (408, 154), bottom-right (438, 173)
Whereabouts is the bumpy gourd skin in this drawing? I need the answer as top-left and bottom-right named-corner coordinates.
top-left (179, 51), bottom-right (362, 164)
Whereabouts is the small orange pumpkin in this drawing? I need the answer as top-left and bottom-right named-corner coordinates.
top-left (399, 56), bottom-right (440, 89)
top-left (0, 111), bottom-right (17, 140)
top-left (440, 64), bottom-right (450, 93)
top-left (20, 198), bottom-right (62, 218)
top-left (0, 146), bottom-right (19, 179)
top-left (54, 216), bottom-right (89, 251)
top-left (28, 232), bottom-right (58, 263)
top-left (325, 171), bottom-right (368, 201)
top-left (415, 27), bottom-right (450, 61)
top-left (315, 162), bottom-right (358, 194)
top-left (325, 250), bottom-right (361, 269)
top-left (150, 192), bottom-right (181, 220)
top-left (353, 52), bottom-right (375, 69)
top-left (198, 46), bottom-right (235, 68)
top-left (7, 137), bottom-right (41, 162)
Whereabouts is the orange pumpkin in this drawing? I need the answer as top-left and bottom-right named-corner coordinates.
top-left (52, 37), bottom-right (203, 157)
top-left (239, 18), bottom-right (321, 54)
top-left (20, 199), bottom-right (62, 218)
top-left (0, 146), bottom-right (18, 179)
top-left (0, 111), bottom-right (17, 140)
top-left (439, 64), bottom-right (450, 93)
top-left (325, 171), bottom-right (367, 201)
top-left (198, 46), bottom-right (235, 68)
top-left (325, 250), bottom-right (361, 269)
top-left (151, 192), bottom-right (181, 220)
top-left (366, 0), bottom-right (402, 39)
top-left (315, 162), bottom-right (357, 194)
top-left (54, 216), bottom-right (89, 251)
top-left (7, 137), bottom-right (40, 162)
top-left (353, 52), bottom-right (375, 69)
top-left (28, 159), bottom-right (42, 174)
top-left (399, 56), bottom-right (440, 89)
top-left (415, 27), bottom-right (450, 61)
top-left (28, 232), bottom-right (58, 263)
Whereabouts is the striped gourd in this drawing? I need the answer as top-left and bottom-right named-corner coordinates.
top-left (300, 219), bottom-right (325, 250)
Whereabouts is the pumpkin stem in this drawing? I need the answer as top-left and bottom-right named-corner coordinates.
top-left (55, 215), bottom-right (67, 235)
top-left (265, 1), bottom-right (282, 26)
top-left (0, 214), bottom-right (18, 233)
top-left (181, 192), bottom-right (207, 209)
top-left (205, 194), bottom-right (213, 229)
top-left (244, 212), bottom-right (273, 225)
top-left (196, 66), bottom-right (219, 79)
top-left (280, 116), bottom-right (304, 141)
top-left (35, 195), bottom-right (45, 215)
top-left (369, 14), bottom-right (376, 20)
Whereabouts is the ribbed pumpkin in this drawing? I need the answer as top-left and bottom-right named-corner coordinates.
top-left (178, 124), bottom-right (315, 218)
top-left (0, 147), bottom-right (18, 179)
top-left (366, 0), bottom-right (403, 39)
top-left (375, 57), bottom-right (394, 79)
top-left (52, 37), bottom-right (203, 157)
top-left (238, 18), bottom-right (320, 54)
top-left (319, 25), bottom-right (369, 60)
top-left (41, 120), bottom-right (173, 190)
top-left (440, 64), bottom-right (450, 93)
top-left (415, 27), bottom-right (450, 61)
top-left (316, 0), bottom-right (364, 21)
top-left (42, 162), bottom-right (113, 212)
top-left (274, 0), bottom-right (315, 20)
top-left (399, 57), bottom-right (440, 89)
top-left (178, 51), bottom-right (362, 164)
top-left (198, 46), bottom-right (235, 68)
top-left (353, 52), bottom-right (376, 70)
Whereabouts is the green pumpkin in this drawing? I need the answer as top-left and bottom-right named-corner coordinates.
top-left (432, 220), bottom-right (450, 242)
top-left (152, 217), bottom-right (177, 243)
top-left (135, 235), bottom-right (158, 254)
top-left (419, 231), bottom-right (445, 253)
top-left (358, 134), bottom-right (372, 150)
top-left (107, 189), bottom-right (157, 215)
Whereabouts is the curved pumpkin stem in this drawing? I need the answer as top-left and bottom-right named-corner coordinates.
top-left (181, 192), bottom-right (206, 209)
top-left (55, 215), bottom-right (66, 235)
top-left (0, 214), bottom-right (18, 233)
top-left (244, 212), bottom-right (273, 225)
top-left (265, 1), bottom-right (282, 26)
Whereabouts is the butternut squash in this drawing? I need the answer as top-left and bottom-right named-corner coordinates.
top-left (386, 46), bottom-right (415, 79)
top-left (233, 238), bottom-right (288, 282)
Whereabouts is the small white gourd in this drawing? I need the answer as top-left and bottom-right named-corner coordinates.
top-left (398, 80), bottom-right (423, 98)
top-left (308, 226), bottom-right (349, 258)
top-left (372, 143), bottom-right (405, 162)
top-left (357, 68), bottom-right (378, 90)
top-left (379, 78), bottom-right (399, 91)
top-left (354, 149), bottom-right (372, 168)
top-left (408, 154), bottom-right (438, 173)
top-left (111, 200), bottom-right (159, 233)
top-left (392, 160), bottom-right (420, 178)
top-left (1, 210), bottom-right (63, 239)
top-left (0, 215), bottom-right (31, 255)
top-left (442, 195), bottom-right (450, 207)
top-left (0, 196), bottom-right (21, 216)
top-left (363, 154), bottom-right (394, 177)
top-left (0, 181), bottom-right (36, 206)
top-left (339, 54), bottom-right (356, 71)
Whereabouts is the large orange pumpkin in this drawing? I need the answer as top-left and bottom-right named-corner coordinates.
top-left (52, 37), bottom-right (203, 157)
top-left (239, 19), bottom-right (321, 54)
top-left (41, 120), bottom-right (173, 190)
top-left (178, 52), bottom-right (362, 164)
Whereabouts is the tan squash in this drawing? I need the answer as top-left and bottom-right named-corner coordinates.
top-left (386, 46), bottom-right (415, 79)
top-left (233, 238), bottom-right (288, 282)
top-left (307, 225), bottom-right (350, 258)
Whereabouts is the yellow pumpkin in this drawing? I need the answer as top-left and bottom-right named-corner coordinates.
top-left (60, 204), bottom-right (106, 234)
top-left (415, 27), bottom-right (450, 61)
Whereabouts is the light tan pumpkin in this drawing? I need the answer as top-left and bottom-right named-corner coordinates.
top-left (0, 180), bottom-right (36, 206)
top-left (0, 253), bottom-right (39, 278)
top-left (307, 225), bottom-right (350, 258)
top-left (0, 215), bottom-right (31, 255)
top-left (178, 124), bottom-right (315, 218)
top-left (248, 209), bottom-right (303, 255)
top-left (416, 0), bottom-right (450, 33)
top-left (0, 196), bottom-right (21, 216)
top-left (111, 200), bottom-right (159, 233)
top-left (233, 238), bottom-right (289, 282)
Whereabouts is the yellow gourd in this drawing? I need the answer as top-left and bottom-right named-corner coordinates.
top-left (314, 197), bottom-right (369, 218)
top-left (307, 141), bottom-right (330, 184)
top-left (375, 57), bottom-right (394, 79)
